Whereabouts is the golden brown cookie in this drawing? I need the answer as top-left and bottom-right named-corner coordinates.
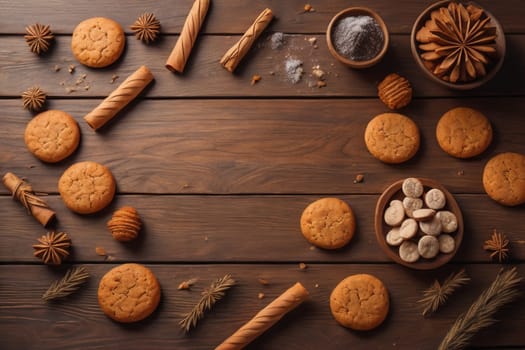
top-left (58, 161), bottom-right (116, 214)
top-left (330, 274), bottom-right (389, 331)
top-left (300, 197), bottom-right (355, 249)
top-left (377, 73), bottom-right (412, 110)
top-left (364, 113), bottom-right (420, 164)
top-left (482, 152), bottom-right (525, 206)
top-left (71, 17), bottom-right (125, 68)
top-left (436, 107), bottom-right (492, 158)
top-left (24, 110), bottom-right (80, 163)
top-left (98, 263), bottom-right (161, 323)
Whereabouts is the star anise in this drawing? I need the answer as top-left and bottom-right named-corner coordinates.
top-left (33, 231), bottom-right (71, 265)
top-left (21, 86), bottom-right (47, 111)
top-left (416, 2), bottom-right (498, 83)
top-left (24, 23), bottom-right (54, 55)
top-left (483, 229), bottom-right (510, 262)
top-left (130, 13), bottom-right (160, 44)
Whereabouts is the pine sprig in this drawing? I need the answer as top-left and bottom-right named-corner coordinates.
top-left (438, 267), bottom-right (522, 350)
top-left (419, 269), bottom-right (470, 316)
top-left (42, 266), bottom-right (90, 301)
top-left (179, 274), bottom-right (236, 332)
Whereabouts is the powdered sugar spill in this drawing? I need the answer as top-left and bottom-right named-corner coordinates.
top-left (285, 58), bottom-right (303, 84)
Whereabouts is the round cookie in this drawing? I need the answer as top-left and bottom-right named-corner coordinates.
top-left (58, 161), bottom-right (116, 214)
top-left (72, 17), bottom-right (125, 68)
top-left (330, 274), bottom-right (389, 331)
top-left (364, 113), bottom-right (420, 164)
top-left (436, 107), bottom-right (492, 158)
top-left (24, 110), bottom-right (80, 163)
top-left (300, 197), bottom-right (355, 249)
top-left (482, 152), bottom-right (525, 206)
top-left (98, 263), bottom-right (160, 323)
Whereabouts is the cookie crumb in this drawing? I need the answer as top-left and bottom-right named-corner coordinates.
top-left (68, 64), bottom-right (76, 74)
top-left (251, 74), bottom-right (262, 85)
top-left (66, 87), bottom-right (76, 93)
top-left (309, 245), bottom-right (316, 251)
top-left (110, 74), bottom-right (119, 84)
top-left (312, 67), bottom-right (325, 80)
top-left (258, 292), bottom-right (265, 299)
top-left (457, 170), bottom-right (465, 176)
top-left (299, 262), bottom-right (307, 270)
top-left (315, 283), bottom-right (319, 288)
top-left (53, 64), bottom-right (61, 72)
top-left (178, 278), bottom-right (198, 290)
top-left (95, 247), bottom-right (107, 256)
top-left (258, 278), bottom-right (269, 285)
top-left (304, 4), bottom-right (315, 12)
top-left (353, 174), bottom-right (364, 183)
top-left (317, 80), bottom-right (326, 88)
top-left (308, 37), bottom-right (317, 45)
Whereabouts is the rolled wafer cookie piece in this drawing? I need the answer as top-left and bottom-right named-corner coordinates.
top-left (84, 65), bottom-right (154, 130)
top-left (215, 282), bottom-right (308, 350)
top-left (165, 0), bottom-right (210, 73)
top-left (220, 8), bottom-right (273, 72)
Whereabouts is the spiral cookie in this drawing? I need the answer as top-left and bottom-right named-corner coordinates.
top-left (24, 110), bottom-right (80, 163)
top-left (330, 274), bottom-right (389, 331)
top-left (300, 197), bottom-right (356, 249)
top-left (98, 263), bottom-right (161, 323)
top-left (364, 113), bottom-right (420, 164)
top-left (72, 17), bottom-right (125, 68)
top-left (58, 161), bottom-right (116, 214)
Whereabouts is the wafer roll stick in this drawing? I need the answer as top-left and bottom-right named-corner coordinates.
top-left (2, 172), bottom-right (56, 227)
top-left (220, 8), bottom-right (273, 72)
top-left (215, 282), bottom-right (308, 350)
top-left (84, 65), bottom-right (154, 131)
top-left (166, 0), bottom-right (210, 73)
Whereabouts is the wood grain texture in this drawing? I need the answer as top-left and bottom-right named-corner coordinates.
top-left (1, 0), bottom-right (524, 34)
top-left (1, 34), bottom-right (525, 98)
top-left (1, 1), bottom-right (524, 349)
top-left (2, 98), bottom-right (525, 195)
top-left (1, 264), bottom-right (524, 350)
top-left (1, 194), bottom-right (524, 263)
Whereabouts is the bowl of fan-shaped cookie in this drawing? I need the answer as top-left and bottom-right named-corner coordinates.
top-left (374, 178), bottom-right (464, 270)
top-left (410, 0), bottom-right (505, 90)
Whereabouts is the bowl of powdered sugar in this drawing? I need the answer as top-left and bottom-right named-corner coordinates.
top-left (326, 7), bottom-right (389, 69)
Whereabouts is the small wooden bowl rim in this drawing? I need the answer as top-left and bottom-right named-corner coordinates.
top-left (326, 7), bottom-right (390, 69)
top-left (374, 178), bottom-right (464, 270)
top-left (410, 0), bottom-right (506, 90)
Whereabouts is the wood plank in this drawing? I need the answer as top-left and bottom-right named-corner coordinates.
top-left (2, 98), bottom-right (525, 195)
top-left (1, 264), bottom-right (523, 350)
top-left (1, 0), bottom-right (524, 34)
top-left (1, 34), bottom-right (524, 98)
top-left (1, 194), bottom-right (523, 263)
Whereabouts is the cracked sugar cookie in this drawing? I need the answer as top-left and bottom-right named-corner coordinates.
top-left (72, 17), bottom-right (125, 68)
top-left (300, 197), bottom-right (355, 249)
top-left (330, 274), bottom-right (389, 330)
top-left (364, 113), bottom-right (420, 164)
top-left (58, 161), bottom-right (116, 214)
top-left (24, 110), bottom-right (80, 163)
top-left (98, 263), bottom-right (160, 323)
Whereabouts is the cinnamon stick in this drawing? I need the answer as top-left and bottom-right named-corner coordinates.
top-left (215, 282), bottom-right (308, 350)
top-left (2, 172), bottom-right (55, 227)
top-left (220, 8), bottom-right (273, 73)
top-left (165, 0), bottom-right (210, 73)
top-left (84, 65), bottom-right (154, 131)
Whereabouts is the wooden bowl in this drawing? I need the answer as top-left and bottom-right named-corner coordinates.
top-left (326, 7), bottom-right (389, 69)
top-left (410, 0), bottom-right (505, 90)
top-left (374, 178), bottom-right (464, 270)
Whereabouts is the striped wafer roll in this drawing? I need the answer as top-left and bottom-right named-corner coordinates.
top-left (84, 65), bottom-right (154, 131)
top-left (220, 8), bottom-right (273, 73)
top-left (166, 0), bottom-right (210, 73)
top-left (215, 282), bottom-right (308, 350)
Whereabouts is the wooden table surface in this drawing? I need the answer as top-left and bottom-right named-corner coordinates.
top-left (1, 1), bottom-right (524, 349)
